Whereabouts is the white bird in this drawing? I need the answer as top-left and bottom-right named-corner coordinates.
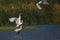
top-left (9, 13), bottom-right (23, 33)
top-left (36, 0), bottom-right (49, 10)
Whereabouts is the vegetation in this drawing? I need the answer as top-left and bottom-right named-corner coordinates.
top-left (0, 0), bottom-right (60, 26)
top-left (0, 26), bottom-right (39, 30)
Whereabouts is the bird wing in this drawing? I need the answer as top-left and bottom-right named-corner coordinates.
top-left (41, 0), bottom-right (49, 5)
top-left (38, 1), bottom-right (42, 4)
top-left (15, 17), bottom-right (22, 25)
top-left (9, 17), bottom-right (16, 22)
top-left (36, 1), bottom-right (42, 10)
top-left (43, 0), bottom-right (49, 5)
top-left (36, 3), bottom-right (42, 10)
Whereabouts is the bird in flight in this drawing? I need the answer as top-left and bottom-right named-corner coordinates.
top-left (36, 0), bottom-right (49, 10)
top-left (9, 13), bottom-right (23, 34)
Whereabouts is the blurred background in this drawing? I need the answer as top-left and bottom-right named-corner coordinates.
top-left (0, 0), bottom-right (60, 26)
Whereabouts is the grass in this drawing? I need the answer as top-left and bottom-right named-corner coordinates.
top-left (0, 26), bottom-right (39, 30)
top-left (23, 27), bottom-right (39, 30)
top-left (0, 27), bottom-right (15, 30)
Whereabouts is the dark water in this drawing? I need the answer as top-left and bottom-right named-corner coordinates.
top-left (0, 25), bottom-right (60, 40)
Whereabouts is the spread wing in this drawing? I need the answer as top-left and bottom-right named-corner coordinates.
top-left (36, 0), bottom-right (49, 10)
top-left (42, 0), bottom-right (49, 5)
top-left (36, 1), bottom-right (42, 10)
top-left (9, 17), bottom-right (16, 22)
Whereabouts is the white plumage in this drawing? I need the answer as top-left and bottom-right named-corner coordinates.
top-left (36, 1), bottom-right (42, 10)
top-left (36, 0), bottom-right (49, 10)
top-left (42, 0), bottom-right (49, 5)
top-left (14, 25), bottom-right (22, 32)
top-left (9, 17), bottom-right (16, 22)
top-left (9, 13), bottom-right (23, 33)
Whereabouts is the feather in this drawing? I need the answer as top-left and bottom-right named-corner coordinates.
top-left (36, 3), bottom-right (42, 10)
top-left (42, 0), bottom-right (49, 5)
top-left (9, 17), bottom-right (16, 22)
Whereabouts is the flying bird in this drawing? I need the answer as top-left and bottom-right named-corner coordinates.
top-left (9, 13), bottom-right (23, 34)
top-left (36, 0), bottom-right (49, 10)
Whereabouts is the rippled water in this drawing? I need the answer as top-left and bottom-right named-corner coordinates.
top-left (0, 25), bottom-right (60, 40)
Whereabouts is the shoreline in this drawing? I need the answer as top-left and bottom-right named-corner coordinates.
top-left (0, 27), bottom-right (39, 30)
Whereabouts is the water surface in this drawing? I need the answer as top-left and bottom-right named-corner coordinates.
top-left (0, 25), bottom-right (60, 40)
